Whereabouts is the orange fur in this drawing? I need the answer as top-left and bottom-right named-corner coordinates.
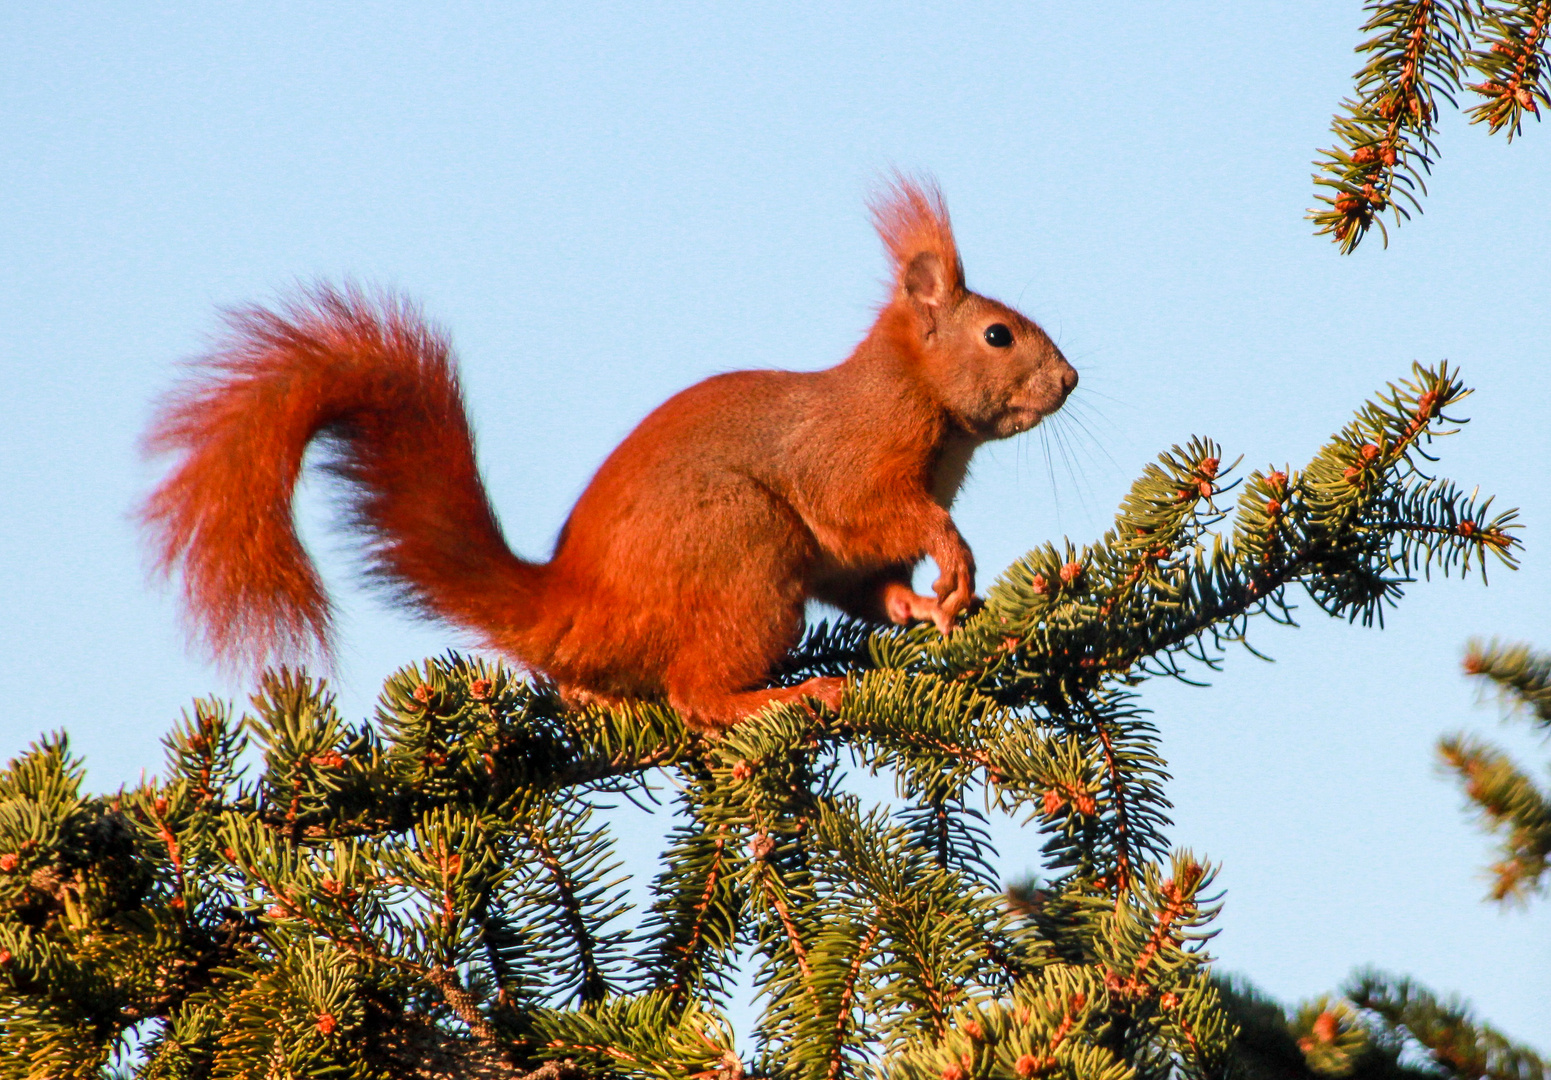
top-left (869, 176), bottom-right (964, 292)
top-left (141, 180), bottom-right (1077, 732)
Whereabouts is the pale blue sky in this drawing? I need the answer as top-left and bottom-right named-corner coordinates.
top-left (3, 1), bottom-right (1549, 1045)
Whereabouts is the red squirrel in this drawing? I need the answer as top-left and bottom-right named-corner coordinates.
top-left (141, 180), bottom-right (1077, 732)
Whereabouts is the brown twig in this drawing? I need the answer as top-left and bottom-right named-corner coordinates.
top-left (669, 832), bottom-right (727, 1007)
top-left (826, 919), bottom-right (880, 1080)
top-left (425, 965), bottom-right (505, 1047)
top-left (1093, 722), bottom-right (1133, 900)
top-left (526, 823), bottom-right (607, 1002)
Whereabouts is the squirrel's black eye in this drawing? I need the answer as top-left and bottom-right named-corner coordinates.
top-left (983, 323), bottom-right (1013, 348)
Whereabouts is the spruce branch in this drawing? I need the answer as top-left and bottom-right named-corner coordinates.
top-left (1214, 971), bottom-right (1546, 1080)
top-left (936, 363), bottom-right (1515, 705)
top-left (527, 993), bottom-right (738, 1080)
top-left (1437, 640), bottom-right (1551, 901)
top-left (1438, 733), bottom-right (1551, 900)
top-left (1313, 0), bottom-right (1550, 250)
top-left (1345, 972), bottom-right (1547, 1080)
top-left (636, 780), bottom-right (750, 1012)
top-left (1463, 637), bottom-right (1551, 722)
top-left (1312, 0), bottom-right (1471, 250)
top-left (498, 798), bottom-right (635, 1008)
top-left (1464, 1), bottom-right (1551, 136)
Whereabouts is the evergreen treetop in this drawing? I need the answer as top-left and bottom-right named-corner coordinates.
top-left (0, 365), bottom-right (1523, 1078)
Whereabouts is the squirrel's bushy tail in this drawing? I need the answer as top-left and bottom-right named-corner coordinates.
top-left (141, 285), bottom-right (541, 672)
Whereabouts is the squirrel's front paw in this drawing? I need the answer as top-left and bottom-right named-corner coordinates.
top-left (931, 563), bottom-right (975, 628)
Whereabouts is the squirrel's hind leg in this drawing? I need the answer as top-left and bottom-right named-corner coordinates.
top-left (555, 683), bottom-right (630, 714)
top-left (660, 592), bottom-right (843, 733)
top-left (669, 677), bottom-right (846, 735)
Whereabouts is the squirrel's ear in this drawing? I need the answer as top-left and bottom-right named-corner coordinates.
top-left (870, 174), bottom-right (964, 308)
top-left (903, 251), bottom-right (952, 308)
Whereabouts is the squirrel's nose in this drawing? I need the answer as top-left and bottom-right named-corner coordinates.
top-left (1060, 364), bottom-right (1078, 397)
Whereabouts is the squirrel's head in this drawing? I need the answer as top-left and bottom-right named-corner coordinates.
top-left (871, 178), bottom-right (1077, 440)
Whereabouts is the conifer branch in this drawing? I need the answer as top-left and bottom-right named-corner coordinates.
top-left (669, 832), bottom-right (729, 1005)
top-left (1345, 972), bottom-right (1548, 1080)
top-left (755, 867), bottom-right (813, 988)
top-left (826, 918), bottom-right (879, 1080)
top-left (424, 964), bottom-right (507, 1049)
top-left (1092, 718), bottom-right (1135, 897)
top-left (638, 798), bottom-right (746, 1012)
top-left (1314, 0), bottom-right (1550, 250)
top-left (1438, 640), bottom-right (1551, 900)
top-left (1465, 0), bottom-right (1551, 136)
top-left (1464, 637), bottom-right (1551, 722)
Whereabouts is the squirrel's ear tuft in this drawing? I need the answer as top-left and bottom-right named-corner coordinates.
top-left (869, 175), bottom-right (964, 306)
